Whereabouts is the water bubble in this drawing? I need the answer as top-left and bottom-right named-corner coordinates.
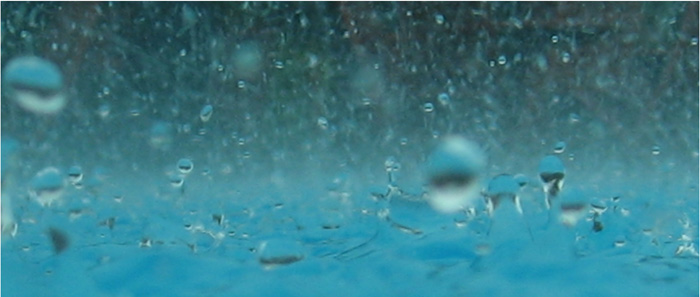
top-left (551, 35), bottom-right (559, 43)
top-left (2, 56), bottom-right (66, 114)
top-left (434, 14), bottom-right (445, 25)
top-left (437, 93), bottom-right (450, 106)
top-left (30, 167), bottom-right (65, 207)
top-left (67, 165), bottom-right (83, 185)
top-left (317, 117), bottom-right (329, 130)
top-left (651, 145), bottom-right (661, 155)
top-left (177, 158), bottom-right (194, 174)
top-left (423, 102), bottom-right (435, 113)
top-left (497, 55), bottom-right (507, 65)
top-left (425, 136), bottom-right (486, 213)
top-left (538, 155), bottom-right (566, 209)
top-left (568, 113), bottom-right (580, 123)
top-left (200, 104), bottom-right (213, 122)
top-left (553, 141), bottom-right (566, 154)
top-left (561, 52), bottom-right (571, 63)
top-left (400, 137), bottom-right (408, 146)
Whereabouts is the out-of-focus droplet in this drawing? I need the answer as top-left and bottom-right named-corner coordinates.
top-left (317, 117), bottom-right (329, 130)
top-left (559, 202), bottom-right (587, 227)
top-left (691, 37), bottom-right (698, 46)
top-left (400, 137), bottom-right (408, 146)
top-left (437, 93), bottom-right (450, 106)
top-left (200, 104), bottom-right (213, 122)
top-left (30, 167), bottom-right (65, 207)
top-left (561, 52), bottom-right (571, 63)
top-left (434, 14), bottom-right (445, 25)
top-left (177, 158), bottom-right (194, 174)
top-left (554, 141), bottom-right (566, 154)
top-left (237, 80), bottom-right (246, 88)
top-left (651, 145), bottom-right (661, 155)
top-left (149, 121), bottom-right (174, 151)
top-left (97, 104), bottom-right (111, 119)
top-left (551, 35), bottom-right (559, 43)
top-left (423, 102), bottom-right (434, 113)
top-left (2, 56), bottom-right (66, 114)
top-left (361, 97), bottom-right (372, 106)
top-left (425, 136), bottom-right (486, 213)
top-left (274, 60), bottom-right (284, 69)
top-left (67, 165), bottom-right (83, 185)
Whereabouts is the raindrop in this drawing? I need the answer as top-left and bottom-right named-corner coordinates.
top-left (568, 113), bottom-right (580, 123)
top-left (67, 165), bottom-right (83, 185)
top-left (437, 93), bottom-right (450, 106)
top-left (425, 136), bottom-right (486, 213)
top-left (217, 64), bottom-right (224, 72)
top-left (691, 37), bottom-right (698, 46)
top-left (551, 35), bottom-right (559, 43)
top-left (400, 137), bottom-right (408, 146)
top-left (434, 14), bottom-right (445, 25)
top-left (553, 141), bottom-right (566, 154)
top-left (30, 167), bottom-right (65, 207)
top-left (317, 117), bottom-right (329, 130)
top-left (651, 145), bottom-right (661, 155)
top-left (200, 104), bottom-right (213, 122)
top-left (237, 80), bottom-right (246, 88)
top-left (2, 56), bottom-right (66, 114)
top-left (561, 52), bottom-right (571, 63)
top-left (129, 108), bottom-right (141, 117)
top-left (177, 158), bottom-right (194, 174)
top-left (485, 174), bottom-right (522, 215)
top-left (423, 102), bottom-right (434, 113)
top-left (488, 60), bottom-right (496, 67)
top-left (274, 60), bottom-right (284, 69)
top-left (538, 155), bottom-right (565, 209)
top-left (384, 156), bottom-right (401, 173)
top-left (497, 55), bottom-right (507, 65)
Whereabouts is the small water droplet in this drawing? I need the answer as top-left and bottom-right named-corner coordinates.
top-left (489, 60), bottom-right (496, 67)
top-left (400, 137), bottom-right (408, 146)
top-left (423, 102), bottom-right (435, 113)
top-left (177, 158), bottom-right (194, 174)
top-left (551, 35), bottom-right (559, 43)
top-left (237, 80), bottom-right (246, 88)
top-left (568, 113), bottom-right (580, 124)
top-left (553, 141), bottom-right (566, 154)
top-left (97, 104), bottom-right (111, 118)
top-left (30, 167), bottom-right (65, 207)
top-left (437, 93), bottom-right (450, 106)
top-left (200, 104), bottom-right (213, 122)
top-left (169, 175), bottom-right (184, 188)
top-left (179, 49), bottom-right (187, 56)
top-left (217, 64), bottom-right (224, 72)
top-left (361, 97), bottom-right (372, 106)
top-left (691, 37), bottom-right (698, 46)
top-left (67, 166), bottom-right (83, 184)
top-left (129, 109), bottom-right (141, 117)
top-left (384, 156), bottom-right (401, 172)
top-left (434, 14), bottom-right (445, 25)
top-left (102, 86), bottom-right (110, 96)
top-left (652, 145), bottom-right (661, 155)
top-left (317, 117), bottom-right (329, 130)
top-left (561, 52), bottom-right (571, 63)
top-left (274, 60), bottom-right (284, 69)
top-left (497, 55), bottom-right (507, 65)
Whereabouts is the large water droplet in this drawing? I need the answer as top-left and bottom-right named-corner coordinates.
top-left (200, 104), bottom-right (213, 122)
top-left (30, 167), bottom-right (65, 207)
top-left (2, 56), bottom-right (66, 114)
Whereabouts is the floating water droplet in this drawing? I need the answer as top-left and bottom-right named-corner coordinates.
top-left (217, 64), bottom-right (224, 72)
top-left (129, 108), bottom-right (141, 117)
top-left (97, 104), bottom-right (111, 118)
top-left (30, 167), bottom-right (65, 207)
top-left (437, 93), bottom-right (450, 106)
top-left (423, 102), bottom-right (434, 113)
top-left (497, 55), bottom-right (507, 65)
top-left (425, 136), bottom-right (486, 213)
top-left (67, 165), bottom-right (83, 185)
top-left (200, 104), bottom-right (213, 122)
top-left (489, 60), bottom-right (496, 67)
top-left (169, 175), bottom-right (184, 188)
top-left (553, 141), bottom-right (566, 154)
top-left (400, 137), bottom-right (408, 146)
top-left (177, 158), bottom-right (194, 174)
top-left (2, 56), bottom-right (66, 114)
top-left (651, 145), bottom-right (661, 155)
top-left (551, 35), bottom-right (559, 43)
top-left (434, 14), bottom-right (445, 25)
top-left (317, 117), bottom-right (329, 130)
top-left (569, 113), bottom-right (580, 123)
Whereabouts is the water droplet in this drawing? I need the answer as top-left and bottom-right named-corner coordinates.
top-left (129, 109), bottom-right (141, 117)
top-left (317, 117), bottom-right (329, 130)
top-left (488, 60), bottom-right (496, 67)
top-left (237, 80), bottom-right (246, 88)
top-left (423, 102), bottom-right (435, 113)
top-left (177, 158), bottom-right (194, 174)
top-left (551, 35), bottom-right (559, 43)
top-left (179, 49), bottom-right (187, 56)
top-left (652, 145), bottom-right (661, 155)
top-left (561, 52), bottom-right (571, 63)
top-left (199, 104), bottom-right (213, 122)
top-left (30, 167), bottom-right (65, 207)
top-left (553, 141), bottom-right (566, 154)
top-left (361, 97), bottom-right (372, 106)
top-left (169, 175), bottom-right (184, 188)
top-left (216, 64), bottom-right (224, 72)
top-left (497, 55), bottom-right (507, 65)
top-left (67, 165), bottom-right (83, 185)
top-left (102, 86), bottom-right (110, 96)
top-left (2, 56), bottom-right (66, 114)
top-left (274, 60), bottom-right (284, 69)
top-left (400, 137), bottom-right (408, 146)
top-left (425, 136), bottom-right (486, 213)
top-left (437, 93), bottom-right (450, 106)
top-left (434, 14), bottom-right (445, 25)
top-left (149, 121), bottom-right (173, 151)
top-left (258, 239), bottom-right (305, 268)
top-left (384, 156), bottom-right (401, 172)
top-left (485, 174), bottom-right (522, 215)
top-left (568, 113), bottom-right (580, 123)
top-left (97, 104), bottom-right (111, 118)
top-left (691, 37), bottom-right (698, 46)
top-left (538, 155), bottom-right (566, 209)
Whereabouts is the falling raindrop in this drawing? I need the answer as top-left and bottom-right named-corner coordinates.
top-left (29, 167), bottom-right (65, 207)
top-left (2, 56), bottom-right (66, 114)
top-left (177, 158), bottom-right (194, 174)
top-left (200, 104), bottom-right (213, 122)
top-left (423, 102), bottom-right (435, 113)
top-left (425, 136), bottom-right (486, 213)
top-left (553, 141), bottom-right (566, 154)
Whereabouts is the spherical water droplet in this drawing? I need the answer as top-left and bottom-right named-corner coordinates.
top-left (434, 14), bottom-right (445, 25)
top-left (651, 145), bottom-right (661, 155)
top-left (317, 117), bottom-right (329, 130)
top-left (2, 56), bottom-right (66, 114)
top-left (177, 158), bottom-right (194, 174)
top-left (551, 35), bottom-right (559, 43)
top-left (67, 165), bottom-right (83, 184)
top-left (423, 102), bottom-right (434, 113)
top-left (553, 141), bottom-right (566, 154)
top-left (30, 167), bottom-right (65, 207)
top-left (425, 136), bottom-right (486, 213)
top-left (561, 52), bottom-right (571, 63)
top-left (437, 93), bottom-right (450, 106)
top-left (200, 104), bottom-right (213, 122)
top-left (497, 55), bottom-right (507, 65)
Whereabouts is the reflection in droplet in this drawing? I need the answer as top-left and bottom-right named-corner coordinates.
top-left (2, 56), bottom-right (66, 114)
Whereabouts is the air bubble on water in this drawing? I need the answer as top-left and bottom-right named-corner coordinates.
top-left (30, 167), bottom-right (65, 207)
top-left (423, 102), bottom-right (435, 113)
top-left (434, 14), bottom-right (445, 25)
top-left (177, 158), bottom-right (194, 174)
top-left (317, 117), bottom-right (329, 130)
top-left (561, 52), bottom-right (571, 63)
top-left (553, 141), bottom-right (566, 154)
top-left (2, 56), bottom-right (66, 114)
top-left (497, 55), bottom-right (507, 65)
top-left (651, 145), bottom-right (661, 155)
top-left (425, 136), bottom-right (486, 213)
top-left (551, 35), bottom-right (559, 43)
top-left (67, 165), bottom-right (83, 185)
top-left (200, 104), bottom-right (213, 122)
top-left (437, 93), bottom-right (450, 106)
